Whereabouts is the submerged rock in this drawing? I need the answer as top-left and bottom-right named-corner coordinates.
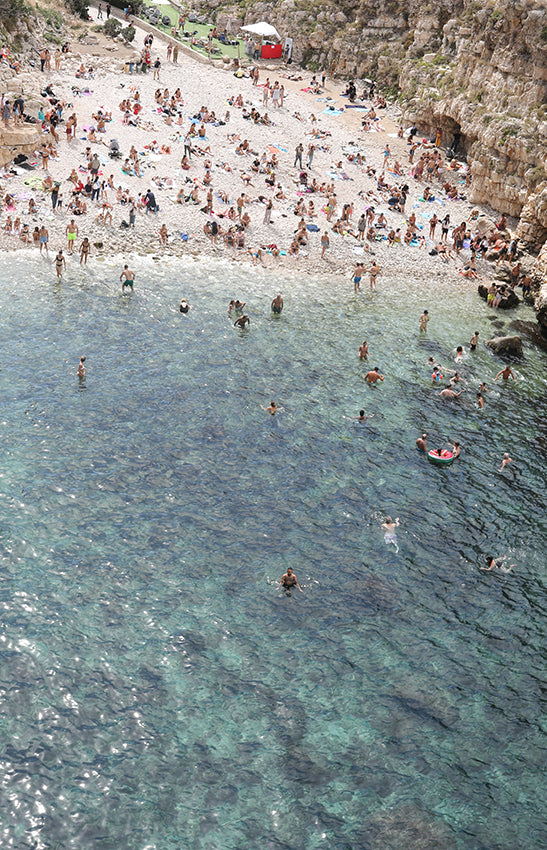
top-left (485, 335), bottom-right (523, 357)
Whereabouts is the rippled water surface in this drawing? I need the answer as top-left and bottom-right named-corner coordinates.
top-left (0, 252), bottom-right (546, 849)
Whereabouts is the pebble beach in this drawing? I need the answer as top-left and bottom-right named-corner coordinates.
top-left (0, 5), bottom-right (506, 290)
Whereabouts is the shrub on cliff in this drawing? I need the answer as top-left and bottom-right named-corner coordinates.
top-left (67, 0), bottom-right (90, 20)
top-left (121, 24), bottom-right (135, 43)
top-left (103, 17), bottom-right (122, 38)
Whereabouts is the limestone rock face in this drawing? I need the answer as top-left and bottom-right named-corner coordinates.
top-left (534, 282), bottom-right (547, 338)
top-left (0, 125), bottom-right (41, 169)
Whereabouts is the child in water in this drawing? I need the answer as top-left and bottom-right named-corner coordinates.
top-left (382, 516), bottom-right (399, 553)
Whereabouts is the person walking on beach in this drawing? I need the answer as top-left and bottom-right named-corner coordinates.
top-left (39, 225), bottom-right (49, 254)
top-left (120, 264), bottom-right (135, 291)
top-left (263, 199), bottom-right (273, 225)
top-left (294, 142), bottom-right (303, 169)
top-left (66, 219), bottom-right (78, 253)
top-left (79, 237), bottom-right (91, 265)
top-left (172, 44), bottom-right (179, 64)
top-left (55, 249), bottom-right (66, 278)
top-left (307, 143), bottom-right (315, 169)
top-left (106, 3), bottom-right (111, 18)
top-left (321, 231), bottom-right (330, 259)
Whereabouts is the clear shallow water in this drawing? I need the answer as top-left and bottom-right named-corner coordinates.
top-left (0, 251), bottom-right (545, 849)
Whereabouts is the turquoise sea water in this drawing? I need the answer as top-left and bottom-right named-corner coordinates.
top-left (0, 251), bottom-right (545, 849)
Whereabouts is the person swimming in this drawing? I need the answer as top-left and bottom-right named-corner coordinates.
top-left (382, 516), bottom-right (399, 553)
top-left (179, 299), bottom-right (190, 313)
top-left (481, 555), bottom-right (515, 573)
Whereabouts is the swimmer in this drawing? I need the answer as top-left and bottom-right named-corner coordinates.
top-left (416, 433), bottom-right (427, 452)
top-left (419, 310), bottom-right (429, 332)
top-left (495, 365), bottom-right (517, 382)
top-left (449, 372), bottom-right (464, 387)
top-left (120, 264), bottom-right (135, 291)
top-left (452, 441), bottom-right (461, 458)
top-left (481, 555), bottom-right (515, 573)
top-left (271, 293), bottom-right (283, 314)
top-left (439, 388), bottom-right (463, 399)
top-left (499, 452), bottom-right (512, 471)
top-left (476, 392), bottom-right (484, 409)
top-left (234, 314), bottom-right (250, 328)
top-left (358, 341), bottom-right (368, 360)
top-left (355, 409), bottom-right (372, 422)
top-left (365, 367), bottom-right (384, 384)
top-left (382, 516), bottom-right (399, 553)
top-left (77, 356), bottom-right (86, 378)
top-left (479, 382), bottom-right (488, 394)
top-left (469, 331), bottom-right (479, 351)
top-left (432, 367), bottom-right (443, 383)
top-left (261, 400), bottom-right (283, 415)
top-left (277, 566), bottom-right (303, 593)
top-left (179, 299), bottom-right (190, 313)
top-left (455, 345), bottom-right (464, 361)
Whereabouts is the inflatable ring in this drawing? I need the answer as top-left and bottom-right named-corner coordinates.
top-left (428, 450), bottom-right (454, 465)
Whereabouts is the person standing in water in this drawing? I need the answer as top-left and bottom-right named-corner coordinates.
top-left (234, 314), bottom-right (250, 328)
top-left (353, 262), bottom-right (365, 293)
top-left (358, 340), bottom-right (368, 360)
top-left (382, 516), bottom-right (399, 553)
top-left (77, 356), bottom-right (86, 379)
top-left (416, 433), bottom-right (427, 452)
top-left (419, 310), bottom-right (429, 332)
top-left (365, 367), bottom-right (384, 384)
top-left (278, 567), bottom-right (303, 593)
top-left (495, 365), bottom-right (517, 382)
top-left (55, 248), bottom-right (66, 278)
top-left (120, 264), bottom-right (135, 291)
top-left (367, 261), bottom-right (381, 291)
top-left (271, 294), bottom-right (283, 314)
top-left (499, 452), bottom-right (512, 471)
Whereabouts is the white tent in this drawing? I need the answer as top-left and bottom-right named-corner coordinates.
top-left (240, 22), bottom-right (280, 40)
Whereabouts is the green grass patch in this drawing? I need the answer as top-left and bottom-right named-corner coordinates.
top-left (140, 5), bottom-right (245, 61)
